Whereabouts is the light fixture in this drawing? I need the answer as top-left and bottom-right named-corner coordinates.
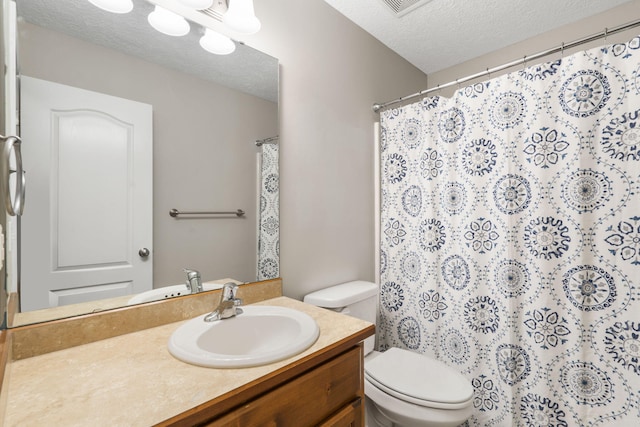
top-left (176, 0), bottom-right (214, 10)
top-left (148, 5), bottom-right (190, 36)
top-left (223, 0), bottom-right (261, 35)
top-left (199, 29), bottom-right (236, 55)
top-left (140, 0), bottom-right (262, 55)
top-left (87, 0), bottom-right (133, 14)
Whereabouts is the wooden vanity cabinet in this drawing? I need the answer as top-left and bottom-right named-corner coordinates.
top-left (162, 344), bottom-right (365, 427)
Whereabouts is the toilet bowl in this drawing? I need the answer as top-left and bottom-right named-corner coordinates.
top-left (364, 349), bottom-right (473, 427)
top-left (304, 281), bottom-right (474, 427)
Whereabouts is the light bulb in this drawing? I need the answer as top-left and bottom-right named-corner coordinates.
top-left (199, 29), bottom-right (236, 55)
top-left (87, 0), bottom-right (133, 14)
top-left (148, 6), bottom-right (190, 37)
top-left (223, 0), bottom-right (261, 35)
top-left (176, 0), bottom-right (214, 10)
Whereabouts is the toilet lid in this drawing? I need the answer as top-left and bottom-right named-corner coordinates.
top-left (365, 348), bottom-right (473, 408)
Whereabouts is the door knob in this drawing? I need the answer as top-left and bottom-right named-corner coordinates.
top-left (139, 248), bottom-right (150, 258)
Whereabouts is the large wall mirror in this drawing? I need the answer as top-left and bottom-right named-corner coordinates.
top-left (5, 0), bottom-right (279, 327)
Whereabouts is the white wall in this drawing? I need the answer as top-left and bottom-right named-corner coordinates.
top-left (245, 0), bottom-right (429, 300)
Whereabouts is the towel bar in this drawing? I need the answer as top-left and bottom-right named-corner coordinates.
top-left (169, 208), bottom-right (245, 218)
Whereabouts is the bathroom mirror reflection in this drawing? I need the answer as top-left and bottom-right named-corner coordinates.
top-left (8, 0), bottom-right (279, 326)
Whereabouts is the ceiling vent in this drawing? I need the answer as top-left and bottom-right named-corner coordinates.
top-left (380, 0), bottom-right (434, 17)
top-left (198, 0), bottom-right (228, 22)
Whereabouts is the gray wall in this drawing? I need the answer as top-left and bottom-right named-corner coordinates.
top-left (247, 0), bottom-right (429, 300)
top-left (248, 0), bottom-right (639, 301)
top-left (20, 0), bottom-right (635, 303)
top-left (18, 22), bottom-right (278, 287)
top-left (428, 1), bottom-right (640, 92)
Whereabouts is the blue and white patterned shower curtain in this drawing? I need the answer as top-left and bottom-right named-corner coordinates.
top-left (257, 143), bottom-right (279, 280)
top-left (379, 36), bottom-right (640, 426)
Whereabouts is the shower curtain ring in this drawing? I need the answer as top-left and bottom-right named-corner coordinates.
top-left (604, 27), bottom-right (609, 42)
top-left (561, 42), bottom-right (565, 57)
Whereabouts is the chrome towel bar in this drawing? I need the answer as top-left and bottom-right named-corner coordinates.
top-left (169, 208), bottom-right (245, 218)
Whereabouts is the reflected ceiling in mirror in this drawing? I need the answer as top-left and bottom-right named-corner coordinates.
top-left (18, 0), bottom-right (278, 102)
top-left (10, 0), bottom-right (278, 327)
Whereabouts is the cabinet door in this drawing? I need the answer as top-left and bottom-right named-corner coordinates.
top-left (318, 398), bottom-right (363, 427)
top-left (205, 347), bottom-right (362, 427)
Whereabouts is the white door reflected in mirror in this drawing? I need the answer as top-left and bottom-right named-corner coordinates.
top-left (20, 76), bottom-right (153, 312)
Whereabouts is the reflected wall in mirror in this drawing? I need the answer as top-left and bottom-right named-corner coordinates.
top-left (7, 0), bottom-right (279, 327)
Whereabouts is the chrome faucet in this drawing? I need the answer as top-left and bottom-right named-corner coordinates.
top-left (184, 268), bottom-right (203, 294)
top-left (204, 282), bottom-right (243, 322)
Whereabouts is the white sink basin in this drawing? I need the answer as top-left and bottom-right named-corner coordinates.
top-left (168, 305), bottom-right (320, 368)
top-left (127, 282), bottom-right (224, 305)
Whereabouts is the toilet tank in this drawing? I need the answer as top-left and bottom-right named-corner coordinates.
top-left (304, 281), bottom-right (378, 354)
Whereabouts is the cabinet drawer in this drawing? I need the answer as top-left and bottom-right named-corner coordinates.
top-left (206, 346), bottom-right (363, 427)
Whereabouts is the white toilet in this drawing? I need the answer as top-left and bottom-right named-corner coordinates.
top-left (304, 281), bottom-right (474, 427)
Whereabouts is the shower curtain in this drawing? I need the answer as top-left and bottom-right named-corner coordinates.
top-left (379, 35), bottom-right (640, 426)
top-left (257, 143), bottom-right (279, 281)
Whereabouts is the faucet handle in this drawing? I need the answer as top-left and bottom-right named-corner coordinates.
top-left (183, 268), bottom-right (200, 280)
top-left (203, 283), bottom-right (243, 322)
top-left (183, 268), bottom-right (203, 293)
top-left (221, 282), bottom-right (239, 300)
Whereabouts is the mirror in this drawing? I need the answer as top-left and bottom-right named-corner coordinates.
top-left (7, 0), bottom-right (279, 326)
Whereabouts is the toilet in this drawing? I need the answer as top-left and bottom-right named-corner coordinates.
top-left (304, 281), bottom-right (474, 427)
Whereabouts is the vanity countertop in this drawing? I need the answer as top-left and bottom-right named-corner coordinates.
top-left (2, 296), bottom-right (374, 426)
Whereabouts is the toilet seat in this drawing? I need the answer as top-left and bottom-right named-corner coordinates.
top-left (365, 348), bottom-right (473, 410)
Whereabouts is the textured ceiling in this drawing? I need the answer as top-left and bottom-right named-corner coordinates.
top-left (17, 0), bottom-right (278, 102)
top-left (323, 0), bottom-right (636, 75)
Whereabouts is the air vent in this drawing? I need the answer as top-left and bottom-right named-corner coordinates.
top-left (198, 0), bottom-right (228, 22)
top-left (380, 0), bottom-right (434, 16)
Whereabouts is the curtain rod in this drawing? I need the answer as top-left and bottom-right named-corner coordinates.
top-left (255, 135), bottom-right (279, 146)
top-left (372, 18), bottom-right (640, 113)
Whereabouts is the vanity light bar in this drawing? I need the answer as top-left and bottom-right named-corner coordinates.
top-left (86, 0), bottom-right (261, 55)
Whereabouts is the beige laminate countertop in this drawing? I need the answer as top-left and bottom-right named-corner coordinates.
top-left (3, 297), bottom-right (373, 426)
